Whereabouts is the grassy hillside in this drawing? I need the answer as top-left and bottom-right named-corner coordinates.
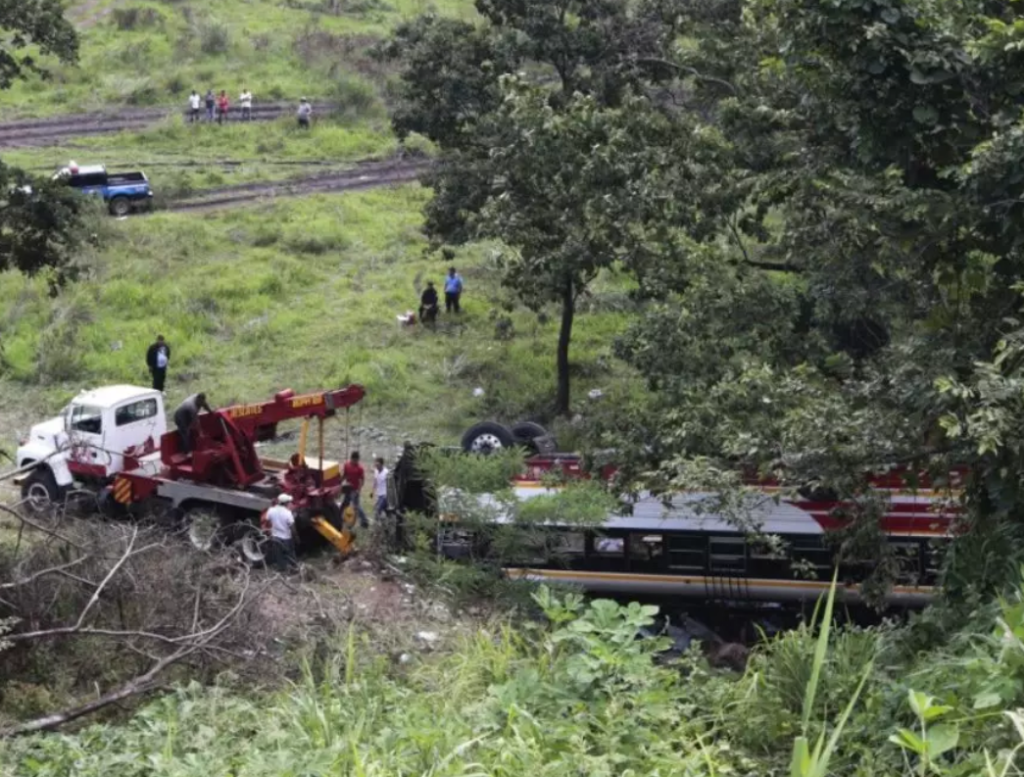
top-left (0, 186), bottom-right (637, 454)
top-left (11, 0), bottom-right (474, 117)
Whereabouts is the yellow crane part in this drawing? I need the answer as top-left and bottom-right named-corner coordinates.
top-left (311, 515), bottom-right (354, 556)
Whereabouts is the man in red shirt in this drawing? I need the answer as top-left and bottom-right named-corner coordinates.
top-left (216, 90), bottom-right (230, 124)
top-left (342, 450), bottom-right (368, 527)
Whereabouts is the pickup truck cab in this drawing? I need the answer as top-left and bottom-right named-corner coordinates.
top-left (53, 163), bottom-right (154, 216)
top-left (16, 385), bottom-right (166, 508)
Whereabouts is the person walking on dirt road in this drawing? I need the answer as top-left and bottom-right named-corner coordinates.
top-left (445, 267), bottom-right (463, 314)
top-left (204, 89), bottom-right (215, 122)
top-left (173, 392), bottom-right (212, 454)
top-left (239, 88), bottom-right (253, 121)
top-left (188, 91), bottom-right (201, 123)
top-left (297, 97), bottom-right (312, 129)
top-left (216, 91), bottom-right (230, 124)
top-left (146, 335), bottom-right (171, 392)
top-left (265, 493), bottom-right (297, 571)
top-left (342, 451), bottom-right (369, 528)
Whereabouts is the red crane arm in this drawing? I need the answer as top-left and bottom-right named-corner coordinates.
top-left (219, 385), bottom-right (366, 442)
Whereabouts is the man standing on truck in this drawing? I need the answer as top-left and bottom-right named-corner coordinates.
top-left (342, 450), bottom-right (368, 528)
top-left (173, 392), bottom-right (212, 454)
top-left (297, 97), bottom-right (312, 129)
top-left (145, 334), bottom-right (171, 392)
top-left (445, 267), bottom-right (463, 314)
top-left (188, 90), bottom-right (201, 123)
top-left (239, 87), bottom-right (253, 121)
top-left (265, 493), bottom-right (297, 571)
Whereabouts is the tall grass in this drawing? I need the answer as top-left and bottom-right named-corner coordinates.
top-left (0, 186), bottom-right (637, 452)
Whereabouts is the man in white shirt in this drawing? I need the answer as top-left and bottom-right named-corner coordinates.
top-left (239, 88), bottom-right (253, 121)
top-left (372, 456), bottom-right (390, 521)
top-left (188, 90), bottom-right (201, 123)
top-left (265, 493), bottom-right (296, 570)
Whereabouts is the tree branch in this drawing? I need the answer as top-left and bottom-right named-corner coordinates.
top-left (634, 57), bottom-right (738, 95)
top-left (0, 556), bottom-right (91, 590)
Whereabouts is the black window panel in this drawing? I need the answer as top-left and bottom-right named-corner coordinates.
top-left (709, 536), bottom-right (747, 574)
top-left (667, 534), bottom-right (707, 572)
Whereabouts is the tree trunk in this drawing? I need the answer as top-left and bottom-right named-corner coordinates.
top-left (555, 280), bottom-right (575, 416)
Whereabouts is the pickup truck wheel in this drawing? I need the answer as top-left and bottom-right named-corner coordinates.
top-left (461, 421), bottom-right (515, 455)
top-left (185, 507), bottom-right (226, 552)
top-left (108, 196), bottom-right (131, 217)
top-left (21, 468), bottom-right (61, 513)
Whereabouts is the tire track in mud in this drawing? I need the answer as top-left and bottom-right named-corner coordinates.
top-left (0, 103), bottom-right (333, 148)
top-left (161, 157), bottom-right (431, 213)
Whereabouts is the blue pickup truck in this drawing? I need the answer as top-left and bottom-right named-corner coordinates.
top-left (53, 163), bottom-right (154, 216)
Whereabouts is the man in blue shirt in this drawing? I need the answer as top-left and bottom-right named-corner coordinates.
top-left (444, 267), bottom-right (463, 314)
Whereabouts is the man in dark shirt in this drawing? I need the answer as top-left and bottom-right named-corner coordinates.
top-left (419, 281), bottom-right (438, 325)
top-left (145, 335), bottom-right (171, 392)
top-left (173, 393), bottom-right (212, 453)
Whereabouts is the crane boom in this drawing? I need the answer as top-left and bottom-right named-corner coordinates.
top-left (220, 385), bottom-right (366, 442)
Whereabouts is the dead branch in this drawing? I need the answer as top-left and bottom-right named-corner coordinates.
top-left (73, 527), bottom-right (138, 628)
top-left (0, 643), bottom-right (200, 737)
top-left (0, 556), bottom-right (92, 590)
top-left (1, 563), bottom-right (266, 737)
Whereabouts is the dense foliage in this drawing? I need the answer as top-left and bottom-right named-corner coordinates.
top-left (0, 3), bottom-right (88, 284)
top-left (388, 0), bottom-right (1024, 596)
top-left (5, 583), bottom-right (1024, 776)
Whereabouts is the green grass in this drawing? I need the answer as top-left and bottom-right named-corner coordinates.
top-left (0, 185), bottom-right (638, 454)
top-left (1, 116), bottom-right (410, 198)
top-left (4, 0), bottom-right (476, 118)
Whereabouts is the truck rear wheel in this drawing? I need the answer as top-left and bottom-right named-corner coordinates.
top-left (237, 523), bottom-right (268, 566)
top-left (108, 196), bottom-right (130, 217)
top-left (184, 506), bottom-right (226, 552)
top-left (461, 421), bottom-right (515, 454)
top-left (21, 468), bottom-right (61, 513)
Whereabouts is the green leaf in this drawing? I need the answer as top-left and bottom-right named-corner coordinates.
top-left (925, 723), bottom-right (959, 759)
top-left (912, 105), bottom-right (939, 125)
top-left (890, 729), bottom-right (926, 755)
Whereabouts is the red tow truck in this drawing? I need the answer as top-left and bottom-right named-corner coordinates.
top-left (15, 384), bottom-right (367, 562)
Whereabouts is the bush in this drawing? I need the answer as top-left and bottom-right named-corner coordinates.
top-left (200, 22), bottom-right (230, 55)
top-left (110, 7), bottom-right (162, 30)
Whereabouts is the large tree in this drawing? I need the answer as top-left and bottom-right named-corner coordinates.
top-left (0, 0), bottom-right (85, 285)
top-left (588, 0), bottom-right (1024, 595)
top-left (384, 0), bottom-right (690, 414)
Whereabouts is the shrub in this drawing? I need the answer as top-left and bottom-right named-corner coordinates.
top-left (111, 7), bottom-right (162, 30)
top-left (200, 22), bottom-right (230, 55)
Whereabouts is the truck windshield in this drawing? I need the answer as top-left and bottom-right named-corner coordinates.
top-left (68, 404), bottom-right (103, 435)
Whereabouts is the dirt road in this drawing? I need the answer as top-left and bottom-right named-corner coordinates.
top-left (0, 102), bottom-right (333, 148)
top-left (163, 156), bottom-right (431, 212)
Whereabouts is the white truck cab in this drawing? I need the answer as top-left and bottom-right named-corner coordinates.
top-left (16, 385), bottom-right (167, 506)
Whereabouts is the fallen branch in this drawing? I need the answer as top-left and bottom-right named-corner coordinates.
top-left (0, 643), bottom-right (197, 737)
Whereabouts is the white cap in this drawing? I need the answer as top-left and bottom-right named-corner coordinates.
top-left (277, 494), bottom-right (293, 504)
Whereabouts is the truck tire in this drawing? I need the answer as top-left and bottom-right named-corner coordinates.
top-left (21, 468), bottom-right (61, 513)
top-left (511, 422), bottom-right (558, 454)
top-left (237, 523), bottom-right (269, 566)
top-left (461, 421), bottom-right (515, 454)
top-left (108, 196), bottom-right (130, 217)
top-left (511, 421), bottom-right (548, 444)
top-left (184, 506), bottom-right (227, 552)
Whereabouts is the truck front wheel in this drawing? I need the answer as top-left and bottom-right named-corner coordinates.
top-left (108, 196), bottom-right (131, 217)
top-left (21, 468), bottom-right (61, 513)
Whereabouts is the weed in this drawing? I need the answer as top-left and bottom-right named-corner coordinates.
top-left (199, 23), bottom-right (231, 56)
top-left (111, 7), bottom-right (164, 31)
